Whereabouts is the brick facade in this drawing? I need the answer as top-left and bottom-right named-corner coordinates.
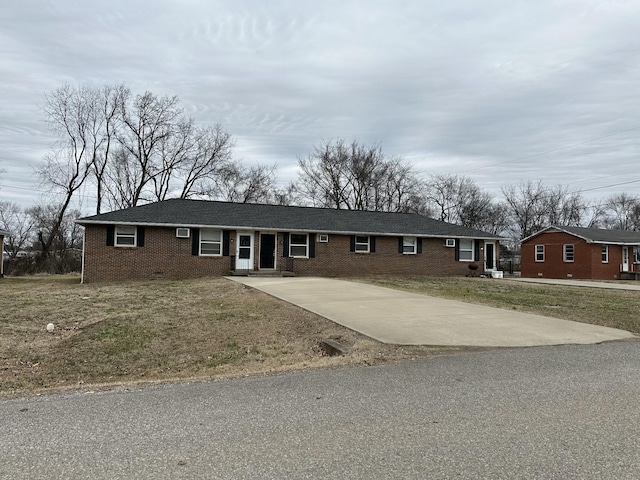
top-left (82, 225), bottom-right (492, 283)
top-left (521, 231), bottom-right (624, 280)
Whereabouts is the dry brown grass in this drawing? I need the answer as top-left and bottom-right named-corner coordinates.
top-left (361, 276), bottom-right (640, 335)
top-left (0, 275), bottom-right (450, 397)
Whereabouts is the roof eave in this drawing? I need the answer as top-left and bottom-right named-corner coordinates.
top-left (76, 219), bottom-right (501, 240)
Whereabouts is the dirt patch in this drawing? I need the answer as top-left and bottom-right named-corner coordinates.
top-left (0, 275), bottom-right (456, 397)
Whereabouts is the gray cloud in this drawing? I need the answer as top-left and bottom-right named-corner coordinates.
top-left (1, 0), bottom-right (639, 210)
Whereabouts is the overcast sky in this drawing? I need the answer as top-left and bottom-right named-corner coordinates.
top-left (1, 0), bottom-right (639, 212)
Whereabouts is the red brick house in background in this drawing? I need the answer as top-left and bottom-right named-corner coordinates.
top-left (76, 199), bottom-right (502, 283)
top-left (521, 226), bottom-right (640, 280)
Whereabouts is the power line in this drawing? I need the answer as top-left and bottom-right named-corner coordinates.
top-left (580, 179), bottom-right (640, 193)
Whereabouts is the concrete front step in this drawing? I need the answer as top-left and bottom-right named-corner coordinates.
top-left (229, 270), bottom-right (295, 277)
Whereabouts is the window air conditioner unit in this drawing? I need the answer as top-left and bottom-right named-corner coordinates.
top-left (318, 234), bottom-right (329, 243)
top-left (176, 228), bottom-right (191, 238)
top-left (445, 238), bottom-right (456, 248)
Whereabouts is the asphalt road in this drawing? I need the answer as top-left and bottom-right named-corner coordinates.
top-left (2, 341), bottom-right (640, 479)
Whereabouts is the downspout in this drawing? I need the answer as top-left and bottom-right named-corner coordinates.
top-left (80, 227), bottom-right (85, 283)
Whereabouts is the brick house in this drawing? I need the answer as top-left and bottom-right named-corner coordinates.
top-left (521, 226), bottom-right (640, 280)
top-left (0, 228), bottom-right (8, 277)
top-left (76, 199), bottom-right (502, 283)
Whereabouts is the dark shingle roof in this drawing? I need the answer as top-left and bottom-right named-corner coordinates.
top-left (525, 226), bottom-right (640, 244)
top-left (77, 199), bottom-right (502, 239)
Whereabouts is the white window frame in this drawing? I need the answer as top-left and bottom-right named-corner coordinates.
top-left (355, 235), bottom-right (370, 253)
top-left (289, 233), bottom-right (309, 258)
top-left (601, 245), bottom-right (609, 263)
top-left (634, 246), bottom-right (640, 264)
top-left (458, 239), bottom-right (474, 261)
top-left (200, 229), bottom-right (222, 256)
top-left (535, 244), bottom-right (545, 262)
top-left (563, 244), bottom-right (574, 262)
top-left (403, 236), bottom-right (417, 254)
top-left (115, 226), bottom-right (137, 247)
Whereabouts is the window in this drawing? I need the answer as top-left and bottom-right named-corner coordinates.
top-left (200, 229), bottom-right (222, 256)
top-left (115, 226), bottom-right (136, 247)
top-left (563, 244), bottom-right (574, 262)
top-left (634, 247), bottom-right (640, 264)
top-left (535, 244), bottom-right (545, 262)
top-left (355, 236), bottom-right (370, 253)
top-left (601, 245), bottom-right (608, 263)
top-left (403, 236), bottom-right (417, 254)
top-left (458, 239), bottom-right (474, 261)
top-left (289, 233), bottom-right (308, 257)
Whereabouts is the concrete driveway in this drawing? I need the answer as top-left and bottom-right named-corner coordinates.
top-left (228, 277), bottom-right (636, 347)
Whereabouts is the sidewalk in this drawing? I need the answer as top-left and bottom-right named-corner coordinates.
top-left (507, 277), bottom-right (640, 291)
top-left (228, 277), bottom-right (636, 347)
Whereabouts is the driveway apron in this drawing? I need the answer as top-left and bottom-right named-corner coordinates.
top-left (227, 277), bottom-right (636, 347)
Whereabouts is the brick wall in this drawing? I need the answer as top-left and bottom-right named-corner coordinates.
top-left (521, 232), bottom-right (622, 280)
top-left (83, 226), bottom-right (232, 283)
top-left (83, 226), bottom-right (490, 282)
top-left (288, 234), bottom-right (473, 277)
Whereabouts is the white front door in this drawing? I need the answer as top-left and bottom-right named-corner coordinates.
top-left (622, 247), bottom-right (630, 272)
top-left (236, 232), bottom-right (254, 271)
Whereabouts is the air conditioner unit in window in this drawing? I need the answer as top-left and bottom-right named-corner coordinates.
top-left (176, 228), bottom-right (190, 238)
top-left (445, 238), bottom-right (456, 248)
top-left (318, 234), bottom-right (329, 243)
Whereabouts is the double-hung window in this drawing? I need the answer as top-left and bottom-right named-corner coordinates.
top-left (535, 244), bottom-right (545, 262)
top-left (458, 239), bottom-right (474, 261)
top-left (200, 229), bottom-right (222, 256)
top-left (403, 236), bottom-right (417, 254)
top-left (115, 226), bottom-right (136, 247)
top-left (289, 233), bottom-right (309, 258)
top-left (601, 245), bottom-right (609, 263)
top-left (563, 244), bottom-right (574, 262)
top-left (355, 236), bottom-right (370, 253)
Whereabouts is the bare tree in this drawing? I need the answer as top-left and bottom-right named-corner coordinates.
top-left (41, 83), bottom-right (238, 213)
top-left (425, 174), bottom-right (466, 223)
top-left (424, 174), bottom-right (506, 231)
top-left (0, 202), bottom-right (35, 256)
top-left (91, 84), bottom-right (128, 214)
top-left (544, 185), bottom-right (586, 227)
top-left (296, 139), bottom-right (423, 212)
top-left (272, 181), bottom-right (302, 206)
top-left (501, 180), bottom-right (587, 240)
top-left (28, 204), bottom-right (83, 273)
top-left (501, 180), bottom-right (550, 240)
top-left (178, 124), bottom-right (235, 199)
top-left (210, 163), bottom-right (278, 203)
top-left (114, 91), bottom-right (184, 206)
top-left (597, 193), bottom-right (640, 230)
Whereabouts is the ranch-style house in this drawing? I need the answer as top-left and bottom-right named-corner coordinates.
top-left (76, 199), bottom-right (502, 283)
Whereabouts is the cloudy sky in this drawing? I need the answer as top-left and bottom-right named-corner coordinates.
top-left (1, 0), bottom-right (639, 211)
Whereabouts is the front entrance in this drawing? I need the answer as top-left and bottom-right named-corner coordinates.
top-left (236, 232), bottom-right (254, 271)
top-left (623, 246), bottom-right (630, 272)
top-left (484, 241), bottom-right (496, 271)
top-left (259, 233), bottom-right (276, 269)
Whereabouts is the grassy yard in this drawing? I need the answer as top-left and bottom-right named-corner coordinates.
top-left (361, 276), bottom-right (640, 335)
top-left (3, 275), bottom-right (638, 397)
top-left (0, 275), bottom-right (444, 397)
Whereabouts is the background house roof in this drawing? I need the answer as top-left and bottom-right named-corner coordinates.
top-left (524, 226), bottom-right (640, 245)
top-left (77, 198), bottom-right (502, 239)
